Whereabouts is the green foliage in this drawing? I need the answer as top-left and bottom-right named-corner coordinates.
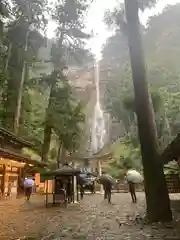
top-left (103, 2), bottom-right (180, 175)
top-left (0, 1), bottom-right (10, 41)
top-left (104, 0), bottom-right (157, 32)
top-left (22, 147), bottom-right (41, 161)
top-left (164, 161), bottom-right (179, 175)
top-left (0, 0), bottom-right (47, 131)
top-left (122, 90), bottom-right (162, 113)
top-left (19, 87), bottom-right (48, 150)
top-left (40, 0), bottom-right (93, 162)
top-left (48, 73), bottom-right (85, 152)
top-left (50, 0), bottom-right (92, 69)
top-left (107, 140), bottom-right (141, 178)
top-left (103, 3), bottom-right (180, 139)
top-left (0, 0), bottom-right (93, 164)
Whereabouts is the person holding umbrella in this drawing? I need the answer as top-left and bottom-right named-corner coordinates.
top-left (99, 174), bottom-right (116, 204)
top-left (125, 169), bottom-right (143, 203)
top-left (103, 180), bottom-right (112, 204)
top-left (23, 177), bottom-right (35, 202)
top-left (125, 174), bottom-right (137, 203)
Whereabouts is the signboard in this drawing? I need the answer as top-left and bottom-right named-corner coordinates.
top-left (11, 167), bottom-right (18, 173)
top-left (166, 174), bottom-right (180, 193)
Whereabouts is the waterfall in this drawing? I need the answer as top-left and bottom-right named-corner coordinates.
top-left (91, 61), bottom-right (106, 153)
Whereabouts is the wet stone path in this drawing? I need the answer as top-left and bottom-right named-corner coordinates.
top-left (0, 193), bottom-right (180, 239)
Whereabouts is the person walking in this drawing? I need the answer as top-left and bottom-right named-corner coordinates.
top-left (128, 181), bottom-right (137, 203)
top-left (124, 173), bottom-right (137, 203)
top-left (66, 179), bottom-right (72, 203)
top-left (80, 184), bottom-right (84, 200)
top-left (24, 177), bottom-right (34, 202)
top-left (103, 181), bottom-right (112, 204)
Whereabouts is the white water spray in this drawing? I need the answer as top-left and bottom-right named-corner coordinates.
top-left (91, 61), bottom-right (106, 153)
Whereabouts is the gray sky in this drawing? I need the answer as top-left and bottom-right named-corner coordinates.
top-left (47, 0), bottom-right (180, 59)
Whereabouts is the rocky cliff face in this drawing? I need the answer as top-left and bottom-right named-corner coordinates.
top-left (31, 40), bottom-right (125, 153)
top-left (69, 63), bottom-right (126, 148)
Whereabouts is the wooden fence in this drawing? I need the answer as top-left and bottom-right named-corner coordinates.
top-left (165, 174), bottom-right (180, 193)
top-left (112, 181), bottom-right (144, 193)
top-left (112, 174), bottom-right (180, 194)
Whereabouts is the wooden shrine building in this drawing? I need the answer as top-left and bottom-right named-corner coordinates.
top-left (161, 133), bottom-right (180, 165)
top-left (0, 127), bottom-right (46, 197)
top-left (160, 134), bottom-right (180, 193)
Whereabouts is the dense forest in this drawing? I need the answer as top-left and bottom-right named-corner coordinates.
top-left (1, 1), bottom-right (180, 173)
top-left (101, 3), bottom-right (180, 177)
top-left (1, 0), bottom-right (179, 222)
top-left (0, 0), bottom-right (94, 165)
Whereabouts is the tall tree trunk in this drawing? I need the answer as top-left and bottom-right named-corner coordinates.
top-left (41, 81), bottom-right (56, 162)
top-left (2, 44), bottom-right (21, 130)
top-left (41, 121), bottom-right (52, 162)
top-left (60, 144), bottom-right (67, 165)
top-left (14, 30), bottom-right (30, 134)
top-left (57, 140), bottom-right (62, 168)
top-left (164, 109), bottom-right (171, 138)
top-left (124, 0), bottom-right (172, 222)
top-left (40, 20), bottom-right (64, 161)
top-left (13, 60), bottom-right (26, 133)
top-left (41, 25), bottom-right (65, 163)
top-left (5, 42), bottom-right (12, 74)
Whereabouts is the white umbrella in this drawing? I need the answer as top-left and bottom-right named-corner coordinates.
top-left (24, 178), bottom-right (34, 188)
top-left (126, 170), bottom-right (143, 184)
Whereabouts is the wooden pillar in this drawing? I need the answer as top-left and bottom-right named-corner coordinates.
top-left (71, 162), bottom-right (78, 203)
top-left (35, 173), bottom-right (40, 185)
top-left (73, 175), bottom-right (78, 203)
top-left (1, 164), bottom-right (6, 195)
top-left (71, 175), bottom-right (74, 203)
top-left (97, 159), bottom-right (102, 175)
top-left (76, 175), bottom-right (79, 202)
top-left (97, 159), bottom-right (103, 194)
top-left (91, 161), bottom-right (96, 173)
top-left (3, 164), bottom-right (8, 194)
top-left (17, 167), bottom-right (22, 197)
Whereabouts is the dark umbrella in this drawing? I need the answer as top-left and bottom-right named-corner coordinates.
top-left (99, 174), bottom-right (116, 185)
top-left (44, 164), bottom-right (80, 177)
top-left (77, 173), bottom-right (88, 185)
top-left (53, 165), bottom-right (80, 176)
top-left (77, 172), bottom-right (97, 185)
top-left (86, 172), bottom-right (98, 177)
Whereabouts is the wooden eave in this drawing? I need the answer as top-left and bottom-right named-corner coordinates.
top-left (160, 133), bottom-right (180, 164)
top-left (0, 147), bottom-right (47, 167)
top-left (0, 127), bottom-right (34, 149)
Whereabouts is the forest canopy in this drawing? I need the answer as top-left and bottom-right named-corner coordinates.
top-left (101, 3), bottom-right (180, 176)
top-left (0, 0), bottom-right (94, 164)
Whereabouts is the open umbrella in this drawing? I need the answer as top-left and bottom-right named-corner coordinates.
top-left (52, 165), bottom-right (80, 176)
top-left (99, 174), bottom-right (116, 185)
top-left (126, 170), bottom-right (143, 184)
top-left (24, 178), bottom-right (34, 188)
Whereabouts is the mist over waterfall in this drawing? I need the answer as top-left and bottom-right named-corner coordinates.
top-left (91, 61), bottom-right (106, 153)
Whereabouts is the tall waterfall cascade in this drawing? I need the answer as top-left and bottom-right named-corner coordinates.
top-left (91, 61), bottom-right (106, 153)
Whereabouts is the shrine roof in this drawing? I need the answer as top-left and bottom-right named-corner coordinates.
top-left (0, 127), bottom-right (34, 149)
top-left (0, 147), bottom-right (46, 167)
top-left (160, 134), bottom-right (180, 164)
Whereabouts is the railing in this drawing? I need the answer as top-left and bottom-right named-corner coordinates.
top-left (112, 182), bottom-right (144, 193)
top-left (165, 174), bottom-right (180, 193)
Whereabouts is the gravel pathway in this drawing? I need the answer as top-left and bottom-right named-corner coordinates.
top-left (0, 193), bottom-right (180, 239)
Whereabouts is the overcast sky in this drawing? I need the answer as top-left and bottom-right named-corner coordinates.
top-left (47, 0), bottom-right (180, 59)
